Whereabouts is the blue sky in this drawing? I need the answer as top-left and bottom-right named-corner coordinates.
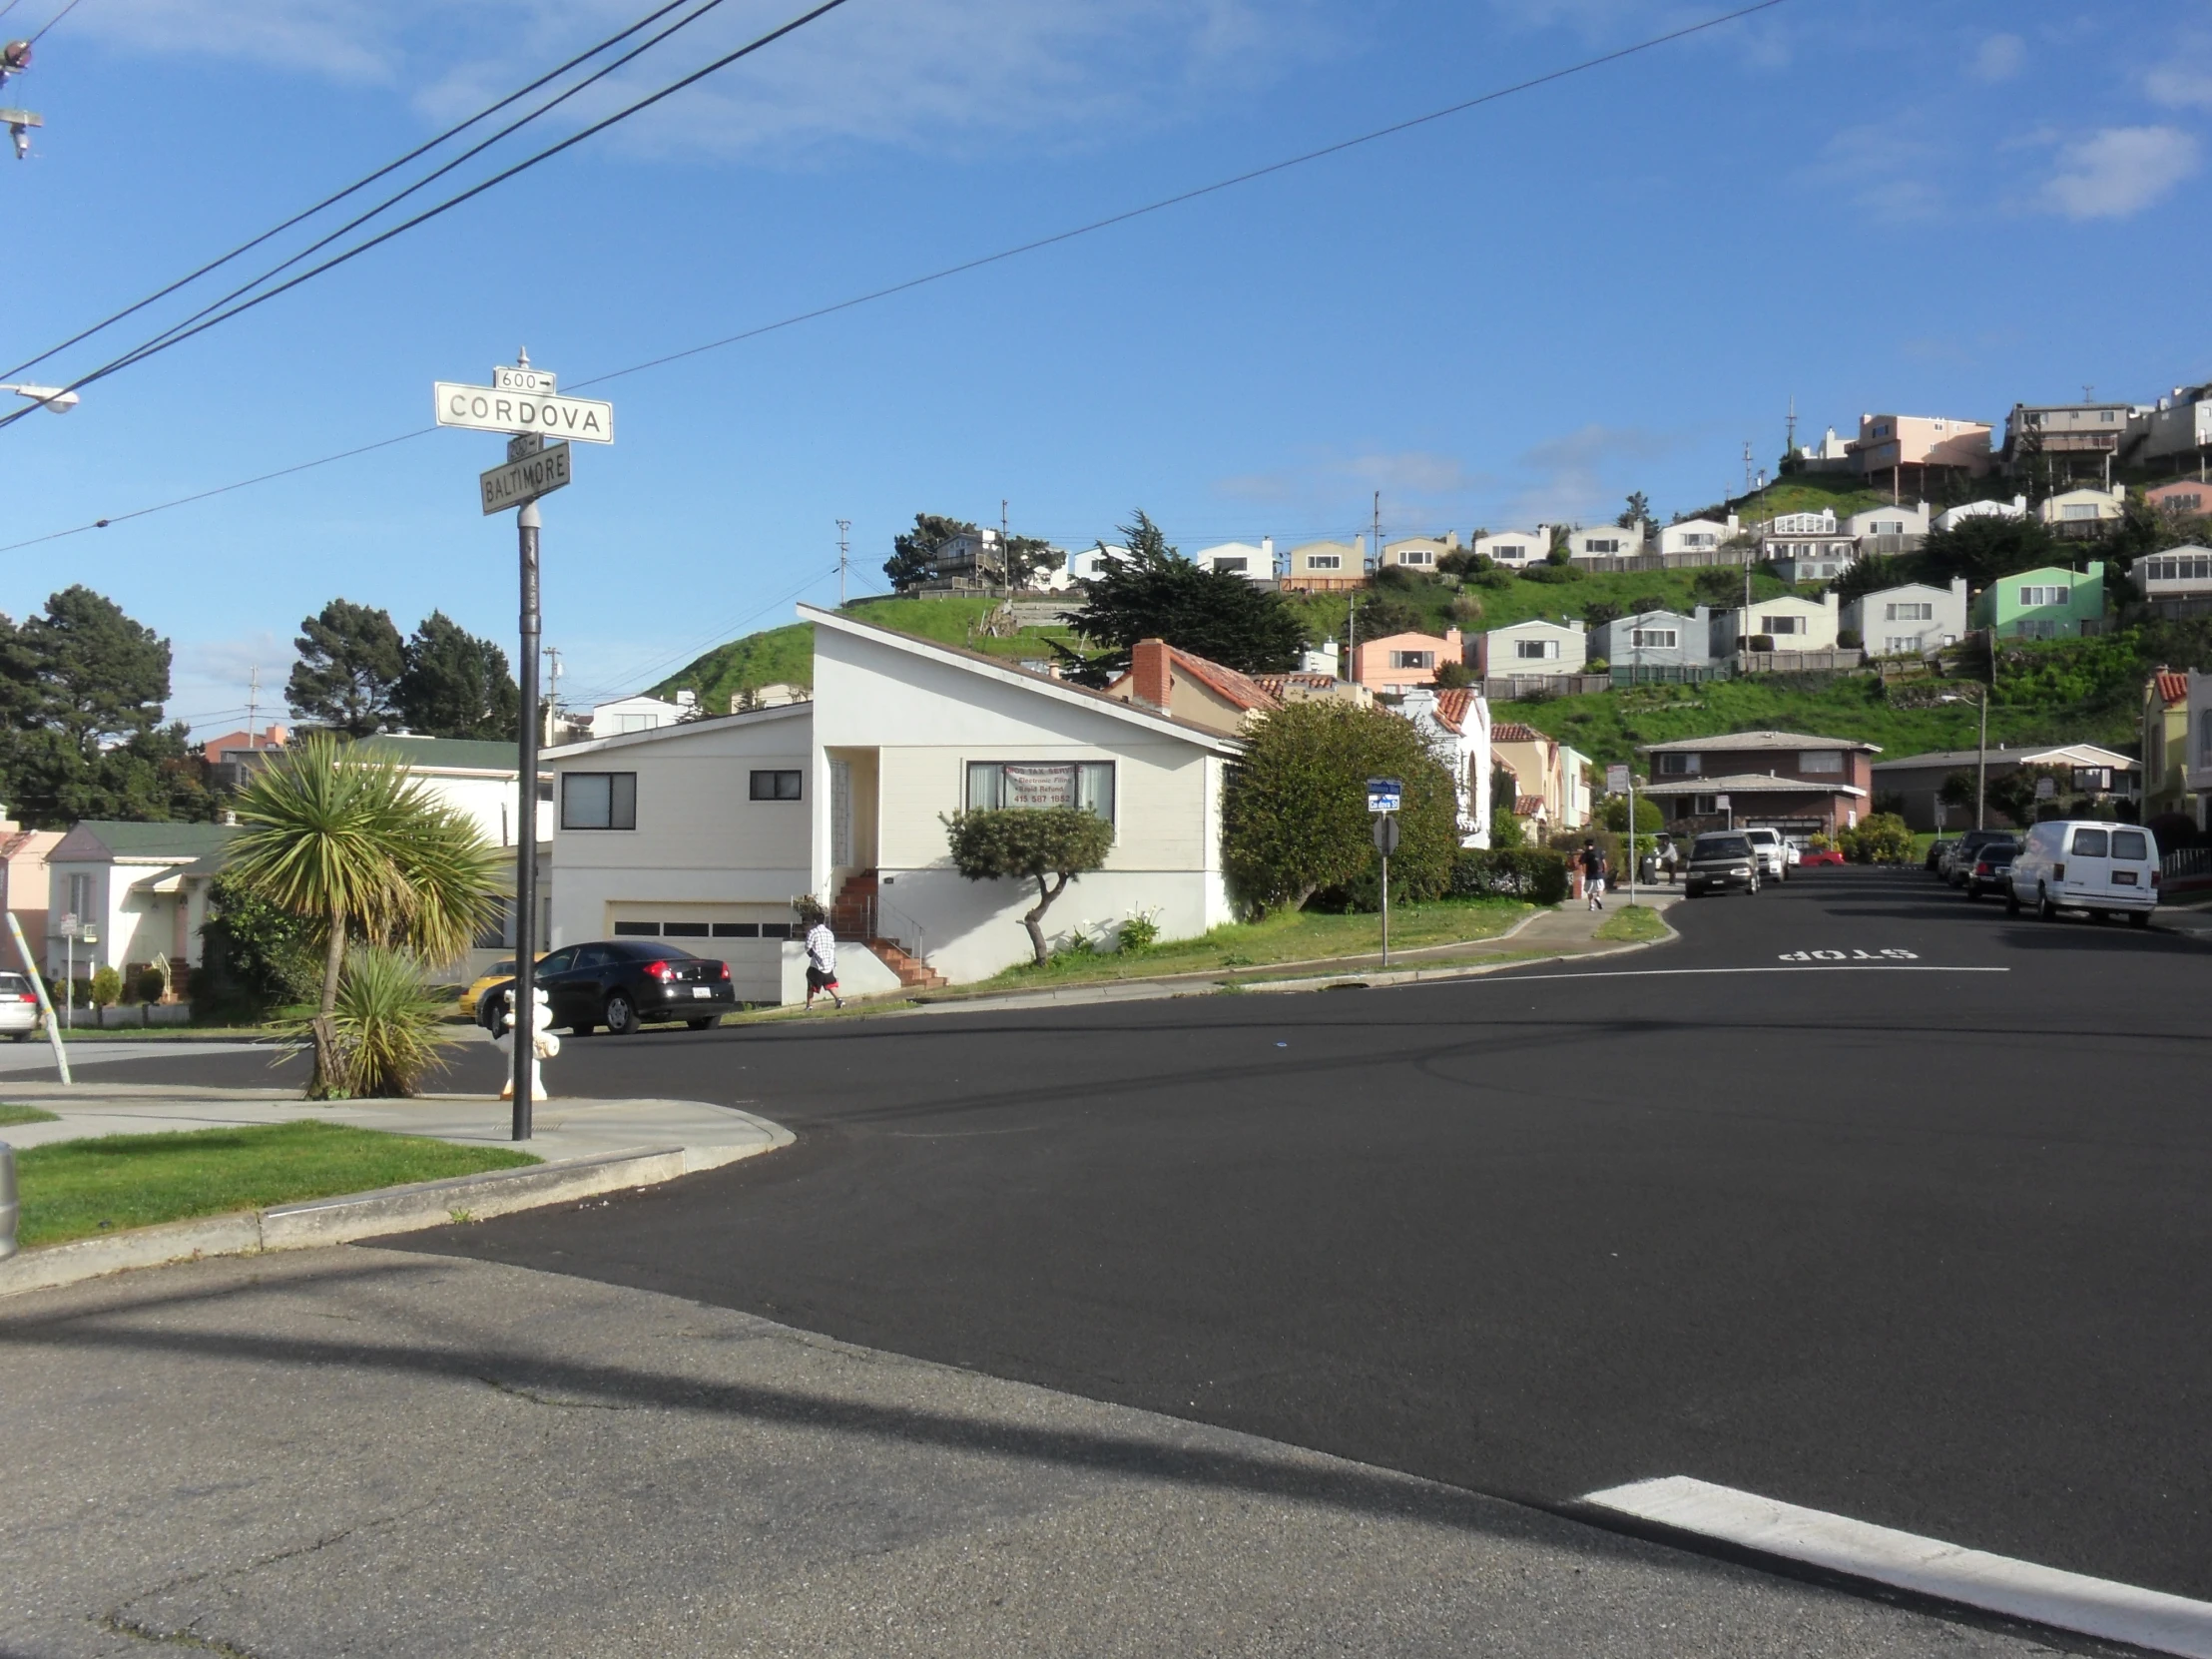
top-left (0, 0), bottom-right (2200, 731)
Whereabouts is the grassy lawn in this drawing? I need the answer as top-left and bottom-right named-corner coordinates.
top-left (15, 1120), bottom-right (541, 1250)
top-left (0, 1103), bottom-right (59, 1127)
top-left (55, 1023), bottom-right (294, 1041)
top-left (964, 898), bottom-right (1530, 990)
top-left (1593, 904), bottom-right (1671, 943)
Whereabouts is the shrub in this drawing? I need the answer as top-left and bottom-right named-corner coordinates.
top-left (791, 893), bottom-right (828, 927)
top-left (89, 965), bottom-right (122, 1009)
top-left (196, 868), bottom-right (320, 1022)
top-left (1837, 628), bottom-right (1863, 649)
top-left (328, 947), bottom-right (455, 1098)
top-left (1450, 847), bottom-right (1570, 905)
top-left (1448, 593), bottom-right (1483, 624)
top-left (1586, 657), bottom-right (1610, 674)
top-left (1840, 812), bottom-right (1915, 864)
top-left (1488, 809), bottom-right (1525, 849)
top-left (1473, 566), bottom-right (1517, 591)
top-left (1748, 634), bottom-right (1776, 653)
top-left (1519, 563), bottom-right (1587, 585)
top-left (1223, 701), bottom-right (1457, 915)
top-left (1431, 659), bottom-right (1473, 689)
top-left (133, 968), bottom-right (165, 1005)
top-left (1116, 909), bottom-right (1161, 952)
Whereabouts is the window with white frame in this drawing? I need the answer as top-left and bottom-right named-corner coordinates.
top-left (1885, 636), bottom-right (1921, 653)
top-left (1398, 549), bottom-right (1432, 566)
top-left (1629, 628), bottom-right (1677, 649)
top-left (2018, 584), bottom-right (2068, 607)
top-left (2060, 504), bottom-right (2099, 520)
top-left (67, 871), bottom-right (90, 919)
top-left (1759, 614), bottom-right (1805, 635)
top-left (562, 772), bottom-right (637, 830)
top-left (1307, 553), bottom-right (1342, 570)
top-left (1583, 537), bottom-right (1623, 555)
top-left (965, 761), bottom-right (1115, 820)
top-left (1680, 532), bottom-right (1715, 549)
top-left (1491, 543), bottom-right (1527, 561)
top-left (1389, 650), bottom-right (1434, 670)
top-left (1885, 602), bottom-right (1934, 621)
top-left (1868, 520), bottom-right (1904, 536)
top-left (1514, 638), bottom-right (1560, 661)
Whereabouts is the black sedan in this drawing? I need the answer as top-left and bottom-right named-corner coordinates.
top-left (1960, 839), bottom-right (2019, 900)
top-left (477, 939), bottom-right (736, 1035)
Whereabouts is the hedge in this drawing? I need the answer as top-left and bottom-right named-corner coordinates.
top-left (1449, 847), bottom-right (1571, 905)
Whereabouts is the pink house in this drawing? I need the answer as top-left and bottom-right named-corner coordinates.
top-left (1847, 413), bottom-right (1993, 495)
top-left (2145, 479), bottom-right (2212, 517)
top-left (1352, 627), bottom-right (1463, 694)
top-left (0, 815), bottom-right (61, 968)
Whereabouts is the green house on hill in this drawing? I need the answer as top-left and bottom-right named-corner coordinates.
top-left (1970, 562), bottom-right (2104, 641)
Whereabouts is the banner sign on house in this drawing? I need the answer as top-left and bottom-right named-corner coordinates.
top-left (1001, 764), bottom-right (1079, 808)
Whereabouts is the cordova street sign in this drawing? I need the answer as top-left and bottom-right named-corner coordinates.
top-left (480, 442), bottom-right (571, 515)
top-left (434, 380), bottom-right (613, 444)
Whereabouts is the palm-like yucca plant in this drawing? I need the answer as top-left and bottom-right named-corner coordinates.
top-left (328, 947), bottom-right (452, 1097)
top-left (229, 733), bottom-right (504, 1097)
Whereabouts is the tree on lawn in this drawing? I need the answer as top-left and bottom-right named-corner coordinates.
top-left (942, 806), bottom-right (1115, 965)
top-left (287, 600), bottom-right (404, 736)
top-left (227, 733), bottom-right (502, 1097)
top-left (0, 587), bottom-right (211, 828)
top-left (883, 513), bottom-right (977, 592)
top-left (1222, 701), bottom-right (1456, 916)
top-left (393, 612), bottom-right (520, 740)
top-left (1057, 511), bottom-right (1307, 684)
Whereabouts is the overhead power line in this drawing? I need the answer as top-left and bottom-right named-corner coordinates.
top-left (0, 0), bottom-right (1790, 548)
top-left (0, 0), bottom-right (855, 430)
top-left (4, 0), bottom-right (750, 389)
top-left (26, 0), bottom-right (85, 42)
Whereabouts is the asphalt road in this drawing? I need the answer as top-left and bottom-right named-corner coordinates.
top-left (83, 868), bottom-right (2212, 1606)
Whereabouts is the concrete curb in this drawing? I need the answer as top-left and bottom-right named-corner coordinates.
top-left (1237, 922), bottom-right (1680, 994)
top-left (0, 1141), bottom-right (748, 1301)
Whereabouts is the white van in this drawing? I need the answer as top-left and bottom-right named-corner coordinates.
top-left (2006, 820), bottom-right (2159, 926)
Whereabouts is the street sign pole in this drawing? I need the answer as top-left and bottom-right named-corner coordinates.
top-left (1367, 778), bottom-right (1402, 968)
top-left (513, 495), bottom-right (542, 1143)
top-left (1382, 828), bottom-right (1390, 967)
top-left (8, 912), bottom-right (67, 1085)
top-left (434, 355), bottom-right (614, 1144)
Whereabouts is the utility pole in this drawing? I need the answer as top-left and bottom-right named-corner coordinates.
top-left (244, 666), bottom-right (261, 748)
top-left (1346, 594), bottom-right (1361, 684)
top-left (1372, 491), bottom-right (1382, 572)
top-left (1975, 683), bottom-right (1989, 830)
top-left (835, 519), bottom-right (851, 607)
top-left (542, 645), bottom-right (564, 745)
top-left (1001, 500), bottom-right (1011, 599)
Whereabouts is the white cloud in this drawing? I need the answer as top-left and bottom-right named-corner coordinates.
top-left (1214, 447), bottom-right (1485, 518)
top-left (1506, 423), bottom-right (1681, 526)
top-left (169, 630), bottom-right (288, 738)
top-left (1797, 121), bottom-right (1951, 225)
top-left (79, 0), bottom-right (1337, 158)
top-left (2040, 126), bottom-right (2201, 221)
top-left (1969, 32), bottom-right (2024, 84)
top-left (2146, 31), bottom-right (2212, 109)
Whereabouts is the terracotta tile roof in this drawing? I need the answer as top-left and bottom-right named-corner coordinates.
top-left (1106, 646), bottom-right (1281, 713)
top-left (1431, 687), bottom-right (1476, 735)
top-left (1252, 672), bottom-right (1341, 695)
top-left (1514, 795), bottom-right (1549, 817)
top-left (1491, 722), bottom-right (1548, 743)
top-left (2156, 670), bottom-right (2189, 707)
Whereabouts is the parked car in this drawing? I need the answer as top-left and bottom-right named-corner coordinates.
top-left (456, 953), bottom-right (546, 1020)
top-left (1799, 845), bottom-right (1847, 867)
top-left (0, 970), bottom-right (40, 1040)
top-left (478, 939), bottom-right (736, 1034)
top-left (2007, 821), bottom-right (2159, 926)
top-left (1943, 830), bottom-right (2013, 886)
top-left (1927, 837), bottom-right (1953, 873)
top-left (1682, 831), bottom-right (1760, 897)
top-left (1743, 827), bottom-right (1790, 881)
top-left (1960, 840), bottom-right (2018, 900)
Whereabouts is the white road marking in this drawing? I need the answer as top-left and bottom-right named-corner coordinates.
top-left (1582, 1475), bottom-right (2212, 1658)
top-left (1479, 965), bottom-right (2007, 984)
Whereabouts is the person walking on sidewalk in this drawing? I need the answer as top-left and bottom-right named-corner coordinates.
top-left (804, 910), bottom-right (844, 1010)
top-left (1580, 839), bottom-right (1608, 911)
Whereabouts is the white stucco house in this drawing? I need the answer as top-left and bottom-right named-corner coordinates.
top-left (1476, 618), bottom-right (1588, 680)
top-left (1842, 577), bottom-right (1968, 657)
top-left (1401, 685), bottom-right (1492, 847)
top-left (1565, 525), bottom-right (1644, 561)
top-left (42, 821), bottom-right (241, 983)
top-left (583, 692), bottom-right (696, 739)
top-left (1192, 539), bottom-right (1276, 583)
top-left (539, 606), bottom-right (1242, 996)
top-left (1656, 517), bottom-right (1736, 557)
top-left (1933, 495), bottom-right (2027, 532)
top-left (1714, 591), bottom-right (1842, 655)
top-left (1472, 528), bottom-right (1548, 567)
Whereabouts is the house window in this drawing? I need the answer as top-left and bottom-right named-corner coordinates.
top-left (1657, 753), bottom-right (1700, 776)
top-left (2018, 585), bottom-right (2067, 607)
top-left (1682, 533), bottom-right (1715, 549)
top-left (1399, 550), bottom-right (1431, 566)
top-left (1389, 650), bottom-right (1434, 670)
top-left (614, 712), bottom-right (660, 733)
top-left (1629, 629), bottom-right (1677, 649)
top-left (2061, 504), bottom-right (2098, 521)
top-left (1885, 636), bottom-right (1921, 653)
top-left (1885, 602), bottom-right (1934, 621)
top-left (1760, 615), bottom-right (1805, 635)
top-left (2199, 708), bottom-right (2212, 761)
top-left (1307, 554), bottom-right (1342, 571)
top-left (749, 770), bottom-right (803, 801)
top-left (1514, 639), bottom-right (1560, 661)
top-left (1584, 537), bottom-right (1622, 555)
top-left (1212, 557), bottom-right (1248, 574)
top-left (2100, 410), bottom-right (2116, 422)
top-left (561, 772), bottom-right (637, 830)
top-left (67, 871), bottom-right (91, 920)
top-left (965, 761), bottom-right (1115, 820)
top-left (1800, 751), bottom-right (1844, 774)
top-left (1869, 520), bottom-right (1904, 536)
top-left (1492, 544), bottom-right (1526, 561)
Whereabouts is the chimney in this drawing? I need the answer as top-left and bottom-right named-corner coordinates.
top-left (1133, 638), bottom-right (1173, 710)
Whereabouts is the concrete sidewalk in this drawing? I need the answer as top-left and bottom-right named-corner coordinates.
top-left (0, 1248), bottom-right (2059, 1659)
top-left (0, 1083), bottom-right (787, 1174)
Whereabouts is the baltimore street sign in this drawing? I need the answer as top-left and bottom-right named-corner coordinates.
top-left (479, 442), bottom-right (571, 514)
top-left (434, 381), bottom-right (614, 443)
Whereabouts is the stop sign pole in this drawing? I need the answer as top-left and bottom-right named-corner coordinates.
top-left (434, 353), bottom-right (612, 1141)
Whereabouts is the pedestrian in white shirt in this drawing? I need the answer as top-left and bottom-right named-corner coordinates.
top-left (805, 915), bottom-right (843, 1009)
